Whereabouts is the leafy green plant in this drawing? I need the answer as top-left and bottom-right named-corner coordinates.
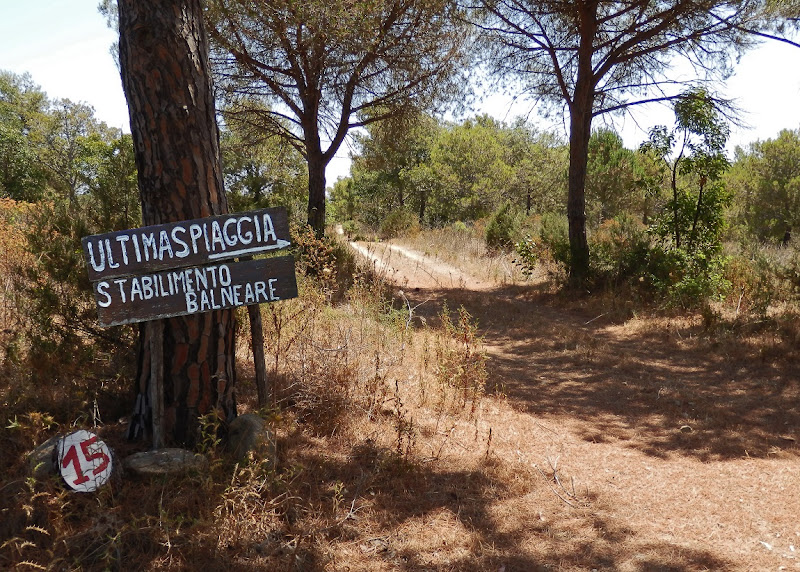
top-left (638, 89), bottom-right (733, 306)
top-left (513, 235), bottom-right (539, 277)
top-left (538, 212), bottom-right (571, 268)
top-left (588, 214), bottom-right (651, 288)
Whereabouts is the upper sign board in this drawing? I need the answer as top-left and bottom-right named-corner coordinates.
top-left (81, 207), bottom-right (290, 281)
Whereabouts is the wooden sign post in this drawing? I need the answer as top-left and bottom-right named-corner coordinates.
top-left (82, 207), bottom-right (297, 448)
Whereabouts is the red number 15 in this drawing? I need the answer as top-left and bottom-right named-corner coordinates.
top-left (61, 436), bottom-right (111, 486)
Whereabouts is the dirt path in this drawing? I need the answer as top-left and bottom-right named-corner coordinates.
top-left (351, 240), bottom-right (800, 571)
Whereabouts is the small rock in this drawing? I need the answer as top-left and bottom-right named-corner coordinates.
top-left (27, 435), bottom-right (61, 478)
top-left (226, 414), bottom-right (276, 467)
top-left (123, 448), bottom-right (207, 477)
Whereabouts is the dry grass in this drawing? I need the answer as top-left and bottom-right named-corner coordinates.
top-left (2, 225), bottom-right (800, 571)
top-left (391, 226), bottom-right (535, 287)
top-left (0, 199), bottom-right (32, 364)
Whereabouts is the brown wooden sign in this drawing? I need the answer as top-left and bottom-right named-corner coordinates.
top-left (81, 207), bottom-right (290, 281)
top-left (92, 255), bottom-right (298, 327)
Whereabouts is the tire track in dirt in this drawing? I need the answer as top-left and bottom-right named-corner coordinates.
top-left (350, 239), bottom-right (800, 570)
top-left (350, 241), bottom-right (495, 291)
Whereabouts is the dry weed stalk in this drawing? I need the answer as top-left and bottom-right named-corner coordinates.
top-left (533, 456), bottom-right (591, 509)
top-left (433, 304), bottom-right (488, 419)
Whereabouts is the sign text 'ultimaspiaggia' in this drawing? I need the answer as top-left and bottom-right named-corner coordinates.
top-left (82, 208), bottom-right (290, 281)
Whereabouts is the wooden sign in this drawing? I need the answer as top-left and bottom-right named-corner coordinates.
top-left (82, 209), bottom-right (298, 449)
top-left (82, 207), bottom-right (290, 281)
top-left (93, 255), bottom-right (298, 327)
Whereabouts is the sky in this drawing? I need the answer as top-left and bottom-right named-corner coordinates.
top-left (2, 1), bottom-right (800, 183)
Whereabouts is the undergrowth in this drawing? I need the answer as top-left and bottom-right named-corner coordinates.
top-left (0, 220), bottom-right (490, 570)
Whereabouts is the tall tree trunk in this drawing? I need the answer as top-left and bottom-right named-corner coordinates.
top-left (119, 0), bottom-right (237, 446)
top-left (566, 7), bottom-right (597, 287)
top-left (567, 107), bottom-right (591, 286)
top-left (307, 149), bottom-right (327, 237)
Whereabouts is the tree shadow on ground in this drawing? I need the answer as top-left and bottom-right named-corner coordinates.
top-left (403, 285), bottom-right (800, 462)
top-left (275, 435), bottom-right (733, 571)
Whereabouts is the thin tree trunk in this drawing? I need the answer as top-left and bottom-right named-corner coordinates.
top-left (671, 135), bottom-right (687, 249)
top-left (687, 176), bottom-right (706, 252)
top-left (248, 305), bottom-right (269, 407)
top-left (119, 0), bottom-right (237, 446)
top-left (672, 157), bottom-right (682, 249)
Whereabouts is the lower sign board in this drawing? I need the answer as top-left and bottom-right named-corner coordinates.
top-left (92, 255), bottom-right (298, 327)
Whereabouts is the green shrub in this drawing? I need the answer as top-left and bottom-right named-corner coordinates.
top-left (341, 219), bottom-right (360, 239)
top-left (513, 235), bottom-right (539, 277)
top-left (14, 197), bottom-right (136, 380)
top-left (451, 220), bottom-right (469, 234)
top-left (379, 208), bottom-right (419, 239)
top-left (588, 215), bottom-right (651, 288)
top-left (538, 212), bottom-right (571, 267)
top-left (645, 245), bottom-right (730, 307)
top-left (485, 202), bottom-right (519, 252)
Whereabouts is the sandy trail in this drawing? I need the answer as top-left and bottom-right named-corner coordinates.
top-left (350, 239), bottom-right (800, 570)
top-left (350, 241), bottom-right (495, 291)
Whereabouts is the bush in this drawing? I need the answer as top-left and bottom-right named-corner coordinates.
top-left (588, 215), bottom-right (651, 288)
top-left (538, 212), bottom-right (571, 268)
top-left (0, 199), bottom-right (31, 355)
top-left (645, 245), bottom-right (730, 307)
top-left (379, 208), bottom-right (420, 239)
top-left (451, 220), bottom-right (469, 234)
top-left (725, 249), bottom-right (780, 317)
top-left (13, 198), bottom-right (136, 379)
top-left (485, 202), bottom-right (519, 252)
top-left (291, 222), bottom-right (351, 297)
top-left (777, 246), bottom-right (800, 297)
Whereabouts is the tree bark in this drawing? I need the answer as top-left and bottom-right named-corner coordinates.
top-left (119, 0), bottom-right (237, 446)
top-left (307, 148), bottom-right (327, 237)
top-left (566, 38), bottom-right (595, 286)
